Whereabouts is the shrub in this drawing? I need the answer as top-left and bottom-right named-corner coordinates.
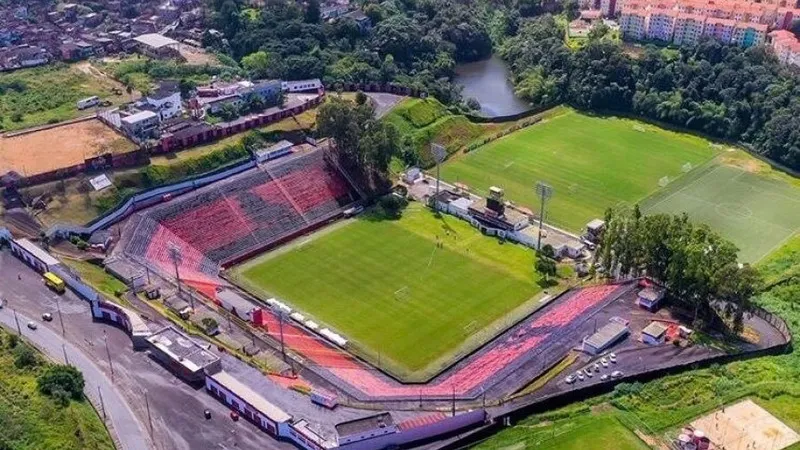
top-left (13, 343), bottom-right (37, 368)
top-left (38, 365), bottom-right (85, 404)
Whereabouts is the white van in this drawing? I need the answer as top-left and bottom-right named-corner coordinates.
top-left (77, 96), bottom-right (100, 110)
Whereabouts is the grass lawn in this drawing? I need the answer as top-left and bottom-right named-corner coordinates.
top-left (0, 329), bottom-right (114, 450)
top-left (440, 109), bottom-right (718, 232)
top-left (233, 203), bottom-right (547, 380)
top-left (474, 412), bottom-right (649, 450)
top-left (641, 159), bottom-right (800, 263)
top-left (0, 63), bottom-right (129, 131)
top-left (62, 259), bottom-right (129, 305)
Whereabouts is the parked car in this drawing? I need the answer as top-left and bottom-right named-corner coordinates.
top-left (584, 368), bottom-right (593, 377)
top-left (565, 375), bottom-right (576, 384)
top-left (204, 409), bottom-right (212, 420)
top-left (600, 358), bottom-right (609, 367)
top-left (611, 370), bottom-right (623, 379)
top-left (601, 374), bottom-right (609, 381)
top-left (577, 372), bottom-right (585, 381)
top-left (26, 321), bottom-right (37, 330)
top-left (593, 363), bottom-right (601, 372)
top-left (609, 353), bottom-right (617, 363)
top-left (42, 312), bottom-right (53, 322)
top-left (230, 411), bottom-right (239, 421)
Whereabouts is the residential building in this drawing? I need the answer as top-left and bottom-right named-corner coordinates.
top-left (673, 13), bottom-right (706, 45)
top-left (733, 21), bottom-right (768, 46)
top-left (121, 110), bottom-right (160, 138)
top-left (133, 33), bottom-right (180, 59)
top-left (647, 9), bottom-right (678, 41)
top-left (142, 81), bottom-right (183, 120)
top-left (704, 17), bottom-right (737, 44)
top-left (601, 0), bottom-right (620, 16)
top-left (770, 29), bottom-right (800, 67)
top-left (621, 9), bottom-right (649, 39)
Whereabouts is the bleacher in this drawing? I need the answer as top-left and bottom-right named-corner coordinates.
top-left (124, 149), bottom-right (357, 273)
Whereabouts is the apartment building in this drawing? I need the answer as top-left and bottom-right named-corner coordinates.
top-left (647, 9), bottom-right (678, 41)
top-left (621, 8), bottom-right (649, 39)
top-left (704, 17), bottom-right (737, 43)
top-left (673, 13), bottom-right (707, 45)
top-left (770, 29), bottom-right (800, 67)
top-left (732, 22), bottom-right (768, 46)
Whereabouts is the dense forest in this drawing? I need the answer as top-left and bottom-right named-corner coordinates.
top-left (204, 0), bottom-right (800, 172)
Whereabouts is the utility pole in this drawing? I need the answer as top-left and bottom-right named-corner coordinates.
top-left (431, 143), bottom-right (447, 209)
top-left (278, 311), bottom-right (286, 362)
top-left (13, 308), bottom-right (21, 335)
top-left (56, 295), bottom-right (66, 336)
top-left (103, 330), bottom-right (114, 378)
top-left (451, 385), bottom-right (456, 417)
top-left (535, 182), bottom-right (554, 250)
top-left (145, 391), bottom-right (154, 438)
top-left (97, 386), bottom-right (107, 421)
top-left (168, 243), bottom-right (183, 297)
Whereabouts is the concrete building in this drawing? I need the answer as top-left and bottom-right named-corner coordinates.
top-left (732, 21), bottom-right (768, 46)
top-left (641, 321), bottom-right (668, 345)
top-left (770, 29), bottom-right (800, 67)
top-left (133, 33), bottom-right (180, 59)
top-left (637, 285), bottom-right (665, 310)
top-left (121, 110), bottom-right (160, 138)
top-left (601, 0), bottom-right (620, 16)
top-left (146, 326), bottom-right (221, 382)
top-left (583, 318), bottom-right (630, 355)
top-left (143, 81), bottom-right (182, 120)
top-left (335, 413), bottom-right (398, 446)
top-left (205, 370), bottom-right (292, 437)
top-left (647, 9), bottom-right (678, 41)
top-left (674, 13), bottom-right (707, 45)
top-left (8, 238), bottom-right (60, 273)
top-left (621, 9), bottom-right (649, 39)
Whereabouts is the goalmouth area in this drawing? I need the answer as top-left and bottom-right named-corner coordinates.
top-left (230, 203), bottom-right (553, 382)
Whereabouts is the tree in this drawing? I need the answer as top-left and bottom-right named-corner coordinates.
top-left (13, 343), bottom-right (37, 368)
top-left (38, 365), bottom-right (85, 405)
top-left (241, 51), bottom-right (271, 79)
top-left (178, 79), bottom-right (196, 98)
top-left (305, 0), bottom-right (320, 23)
top-left (466, 98), bottom-right (481, 111)
top-left (535, 254), bottom-right (557, 281)
top-left (564, 0), bottom-right (580, 21)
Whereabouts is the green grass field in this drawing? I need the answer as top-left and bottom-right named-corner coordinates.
top-left (641, 162), bottom-right (800, 262)
top-left (474, 412), bottom-right (650, 450)
top-left (440, 109), bottom-right (719, 232)
top-left (233, 203), bottom-right (547, 380)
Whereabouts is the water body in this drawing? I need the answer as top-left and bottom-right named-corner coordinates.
top-left (454, 55), bottom-right (531, 118)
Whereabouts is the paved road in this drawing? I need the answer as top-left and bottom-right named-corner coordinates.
top-left (0, 251), bottom-right (288, 450)
top-left (0, 307), bottom-right (150, 450)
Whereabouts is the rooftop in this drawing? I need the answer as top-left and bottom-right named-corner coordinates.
top-left (209, 371), bottom-right (292, 423)
top-left (642, 321), bottom-right (668, 337)
top-left (146, 326), bottom-right (219, 372)
top-left (336, 413), bottom-right (395, 438)
top-left (13, 238), bottom-right (60, 267)
top-left (121, 110), bottom-right (158, 124)
top-left (584, 321), bottom-right (629, 349)
top-left (133, 33), bottom-right (179, 49)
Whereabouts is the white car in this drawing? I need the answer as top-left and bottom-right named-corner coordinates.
top-left (584, 369), bottom-right (593, 378)
top-left (600, 374), bottom-right (609, 381)
top-left (600, 358), bottom-right (609, 367)
top-left (611, 370), bottom-right (623, 379)
top-left (609, 353), bottom-right (617, 363)
top-left (577, 372), bottom-right (585, 381)
top-left (565, 375), bottom-right (576, 384)
top-left (593, 363), bottom-right (601, 372)
top-left (26, 321), bottom-right (38, 330)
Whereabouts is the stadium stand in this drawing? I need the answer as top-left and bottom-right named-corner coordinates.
top-left (122, 150), bottom-right (358, 286)
top-left (253, 284), bottom-right (622, 400)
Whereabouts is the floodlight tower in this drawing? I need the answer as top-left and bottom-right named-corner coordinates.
top-left (167, 242), bottom-right (188, 305)
top-left (431, 143), bottom-right (447, 208)
top-left (535, 182), bottom-right (553, 250)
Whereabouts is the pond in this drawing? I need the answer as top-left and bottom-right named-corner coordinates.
top-left (454, 55), bottom-right (531, 118)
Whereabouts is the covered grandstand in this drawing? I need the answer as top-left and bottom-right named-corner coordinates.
top-left (120, 149), bottom-right (358, 291)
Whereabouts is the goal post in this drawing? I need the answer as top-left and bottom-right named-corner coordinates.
top-left (658, 176), bottom-right (670, 187)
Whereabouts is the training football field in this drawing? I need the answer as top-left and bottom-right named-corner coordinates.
top-left (440, 109), bottom-right (719, 232)
top-left (232, 203), bottom-right (545, 380)
top-left (641, 161), bottom-right (800, 262)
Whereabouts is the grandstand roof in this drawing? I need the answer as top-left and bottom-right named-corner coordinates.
top-left (210, 371), bottom-right (291, 423)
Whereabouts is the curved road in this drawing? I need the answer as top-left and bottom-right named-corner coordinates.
top-left (0, 307), bottom-right (151, 450)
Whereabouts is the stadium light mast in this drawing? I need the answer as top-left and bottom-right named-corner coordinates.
top-left (167, 242), bottom-right (187, 303)
top-left (535, 182), bottom-right (554, 250)
top-left (431, 143), bottom-right (447, 209)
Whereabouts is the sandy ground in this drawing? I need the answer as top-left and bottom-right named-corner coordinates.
top-left (691, 399), bottom-right (800, 450)
top-left (0, 119), bottom-right (135, 177)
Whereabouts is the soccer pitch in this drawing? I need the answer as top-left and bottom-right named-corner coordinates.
top-left (440, 109), bottom-right (718, 232)
top-left (232, 203), bottom-right (545, 380)
top-left (641, 162), bottom-right (800, 263)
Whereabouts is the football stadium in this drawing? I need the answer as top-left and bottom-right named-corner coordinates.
top-left (111, 132), bottom-right (790, 408)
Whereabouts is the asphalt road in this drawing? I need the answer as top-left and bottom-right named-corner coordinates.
top-left (0, 306), bottom-right (150, 450)
top-left (0, 251), bottom-right (291, 450)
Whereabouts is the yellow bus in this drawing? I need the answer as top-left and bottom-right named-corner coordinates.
top-left (43, 272), bottom-right (65, 294)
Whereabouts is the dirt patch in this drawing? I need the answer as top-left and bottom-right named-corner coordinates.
top-left (635, 429), bottom-right (669, 450)
top-left (690, 399), bottom-right (800, 450)
top-left (719, 153), bottom-right (763, 173)
top-left (0, 119), bottom-right (135, 177)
